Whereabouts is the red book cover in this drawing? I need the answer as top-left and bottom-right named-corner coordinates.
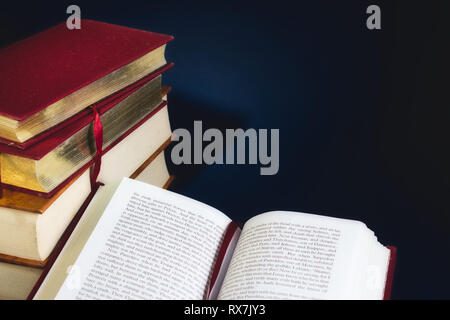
top-left (0, 63), bottom-right (173, 156)
top-left (0, 20), bottom-right (173, 122)
top-left (1, 100), bottom-right (169, 199)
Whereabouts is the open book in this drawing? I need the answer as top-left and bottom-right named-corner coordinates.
top-left (32, 178), bottom-right (396, 300)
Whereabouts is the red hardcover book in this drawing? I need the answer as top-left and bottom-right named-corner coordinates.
top-left (0, 19), bottom-right (173, 143)
top-left (0, 63), bottom-right (173, 196)
top-left (0, 63), bottom-right (173, 156)
top-left (383, 246), bottom-right (397, 300)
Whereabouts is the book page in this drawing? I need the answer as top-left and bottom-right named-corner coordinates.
top-left (217, 211), bottom-right (376, 300)
top-left (54, 178), bottom-right (231, 300)
top-left (357, 235), bottom-right (391, 299)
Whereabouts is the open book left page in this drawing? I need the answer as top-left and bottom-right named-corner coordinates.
top-left (35, 178), bottom-right (231, 299)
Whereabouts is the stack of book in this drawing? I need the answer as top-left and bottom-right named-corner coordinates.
top-left (0, 20), bottom-right (174, 299)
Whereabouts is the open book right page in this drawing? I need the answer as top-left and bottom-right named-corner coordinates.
top-left (217, 211), bottom-right (391, 300)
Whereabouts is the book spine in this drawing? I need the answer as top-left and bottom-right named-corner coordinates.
top-left (204, 221), bottom-right (241, 300)
top-left (0, 63), bottom-right (174, 152)
top-left (383, 246), bottom-right (397, 300)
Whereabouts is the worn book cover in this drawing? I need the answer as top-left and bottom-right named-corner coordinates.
top-left (0, 19), bottom-right (173, 143)
top-left (0, 67), bottom-right (173, 195)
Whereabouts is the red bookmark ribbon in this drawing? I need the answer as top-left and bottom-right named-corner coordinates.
top-left (89, 106), bottom-right (104, 189)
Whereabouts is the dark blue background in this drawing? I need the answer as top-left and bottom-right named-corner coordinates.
top-left (2, 0), bottom-right (449, 299)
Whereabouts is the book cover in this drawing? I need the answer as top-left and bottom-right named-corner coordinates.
top-left (0, 94), bottom-right (171, 197)
top-left (0, 19), bottom-right (173, 142)
top-left (0, 64), bottom-right (173, 151)
top-left (0, 65), bottom-right (172, 194)
top-left (0, 85), bottom-right (172, 212)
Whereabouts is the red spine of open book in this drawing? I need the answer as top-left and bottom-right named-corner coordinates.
top-left (0, 63), bottom-right (173, 153)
